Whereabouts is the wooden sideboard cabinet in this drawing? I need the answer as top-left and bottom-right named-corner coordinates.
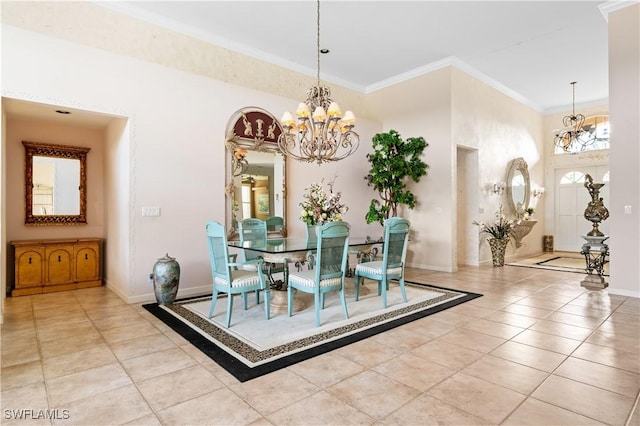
top-left (10, 238), bottom-right (103, 296)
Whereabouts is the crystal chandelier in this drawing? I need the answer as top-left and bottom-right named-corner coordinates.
top-left (553, 81), bottom-right (596, 152)
top-left (278, 0), bottom-right (359, 164)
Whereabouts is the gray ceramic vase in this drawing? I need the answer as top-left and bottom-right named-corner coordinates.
top-left (152, 253), bottom-right (180, 304)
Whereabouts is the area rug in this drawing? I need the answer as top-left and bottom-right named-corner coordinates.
top-left (507, 252), bottom-right (609, 276)
top-left (143, 281), bottom-right (481, 382)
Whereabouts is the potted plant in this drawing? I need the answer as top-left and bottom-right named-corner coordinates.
top-left (473, 205), bottom-right (515, 266)
top-left (524, 207), bottom-right (535, 220)
top-left (364, 130), bottom-right (429, 225)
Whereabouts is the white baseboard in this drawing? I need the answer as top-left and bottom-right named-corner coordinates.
top-left (105, 279), bottom-right (211, 305)
top-left (406, 262), bottom-right (457, 273)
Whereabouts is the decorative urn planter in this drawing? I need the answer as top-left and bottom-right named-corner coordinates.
top-left (488, 238), bottom-right (509, 267)
top-left (152, 253), bottom-right (180, 304)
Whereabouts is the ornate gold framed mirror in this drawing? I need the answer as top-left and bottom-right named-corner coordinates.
top-left (506, 157), bottom-right (530, 217)
top-left (23, 141), bottom-right (90, 225)
top-left (224, 107), bottom-right (287, 239)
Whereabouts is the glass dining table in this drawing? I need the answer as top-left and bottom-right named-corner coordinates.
top-left (228, 236), bottom-right (382, 313)
top-left (228, 236), bottom-right (382, 286)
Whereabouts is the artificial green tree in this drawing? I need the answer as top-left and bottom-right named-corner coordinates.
top-left (364, 130), bottom-right (429, 224)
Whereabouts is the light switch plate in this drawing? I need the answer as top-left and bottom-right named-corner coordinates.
top-left (624, 205), bottom-right (632, 214)
top-left (142, 206), bottom-right (161, 217)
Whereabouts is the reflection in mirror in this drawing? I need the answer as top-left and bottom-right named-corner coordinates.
top-left (224, 107), bottom-right (286, 239)
top-left (506, 157), bottom-right (530, 218)
top-left (33, 156), bottom-right (80, 215)
top-left (23, 141), bottom-right (90, 225)
top-left (234, 150), bottom-right (285, 222)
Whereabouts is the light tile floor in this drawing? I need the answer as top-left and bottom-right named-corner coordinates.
top-left (2, 266), bottom-right (639, 425)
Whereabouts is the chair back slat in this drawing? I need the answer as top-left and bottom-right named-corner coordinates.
top-left (316, 221), bottom-right (350, 280)
top-left (239, 218), bottom-right (267, 261)
top-left (266, 216), bottom-right (284, 232)
top-left (206, 221), bottom-right (231, 279)
top-left (382, 217), bottom-right (410, 270)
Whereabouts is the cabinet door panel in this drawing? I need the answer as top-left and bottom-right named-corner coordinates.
top-left (15, 247), bottom-right (44, 288)
top-left (45, 246), bottom-right (74, 284)
top-left (75, 245), bottom-right (99, 281)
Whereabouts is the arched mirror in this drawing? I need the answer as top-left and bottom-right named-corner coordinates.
top-left (23, 141), bottom-right (90, 225)
top-left (225, 107), bottom-right (286, 239)
top-left (506, 157), bottom-right (530, 217)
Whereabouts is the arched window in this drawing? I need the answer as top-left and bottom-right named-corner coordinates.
top-left (602, 171), bottom-right (610, 182)
top-left (560, 171), bottom-right (586, 184)
top-left (554, 115), bottom-right (610, 154)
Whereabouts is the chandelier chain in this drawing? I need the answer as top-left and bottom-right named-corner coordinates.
top-left (316, 0), bottom-right (321, 86)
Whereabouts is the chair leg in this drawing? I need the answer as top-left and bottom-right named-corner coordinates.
top-left (264, 289), bottom-right (271, 320)
top-left (208, 288), bottom-right (219, 318)
top-left (225, 294), bottom-right (233, 328)
top-left (321, 293), bottom-right (326, 309)
top-left (314, 292), bottom-right (321, 327)
top-left (354, 274), bottom-right (361, 301)
top-left (381, 279), bottom-right (388, 309)
top-left (242, 292), bottom-right (248, 310)
top-left (339, 288), bottom-right (349, 320)
top-left (255, 289), bottom-right (261, 305)
top-left (399, 276), bottom-right (408, 303)
top-left (287, 285), bottom-right (293, 317)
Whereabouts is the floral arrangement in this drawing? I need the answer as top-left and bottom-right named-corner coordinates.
top-left (473, 204), bottom-right (515, 240)
top-left (299, 178), bottom-right (348, 226)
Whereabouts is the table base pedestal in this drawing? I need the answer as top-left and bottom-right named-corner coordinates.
top-left (270, 289), bottom-right (307, 314)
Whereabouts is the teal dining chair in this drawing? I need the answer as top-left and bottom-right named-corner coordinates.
top-left (287, 221), bottom-right (350, 327)
top-left (354, 217), bottom-right (410, 308)
top-left (206, 221), bottom-right (270, 328)
top-left (238, 218), bottom-right (268, 264)
top-left (265, 216), bottom-right (284, 234)
top-left (238, 218), bottom-right (285, 284)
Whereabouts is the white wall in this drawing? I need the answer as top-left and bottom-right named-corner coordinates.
top-left (1, 25), bottom-right (381, 303)
top-left (452, 69), bottom-right (545, 265)
top-left (367, 68), bottom-right (455, 271)
top-left (5, 119), bottom-right (106, 241)
top-left (608, 3), bottom-right (640, 297)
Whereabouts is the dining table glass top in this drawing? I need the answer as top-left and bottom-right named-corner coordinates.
top-left (228, 236), bottom-right (383, 254)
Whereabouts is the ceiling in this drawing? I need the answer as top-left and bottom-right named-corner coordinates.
top-left (4, 1), bottom-right (613, 127)
top-left (103, 0), bottom-right (611, 113)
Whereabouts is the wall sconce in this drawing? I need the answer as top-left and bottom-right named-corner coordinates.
top-left (532, 187), bottom-right (546, 198)
top-left (491, 182), bottom-right (506, 195)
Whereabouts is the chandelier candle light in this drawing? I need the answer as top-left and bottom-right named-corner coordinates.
top-left (278, 0), bottom-right (359, 164)
top-left (553, 81), bottom-right (596, 153)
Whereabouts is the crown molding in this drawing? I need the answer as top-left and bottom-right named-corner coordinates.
top-left (365, 56), bottom-right (542, 113)
top-left (92, 1), bottom-right (364, 93)
top-left (599, 0), bottom-right (640, 22)
top-left (544, 98), bottom-right (610, 115)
